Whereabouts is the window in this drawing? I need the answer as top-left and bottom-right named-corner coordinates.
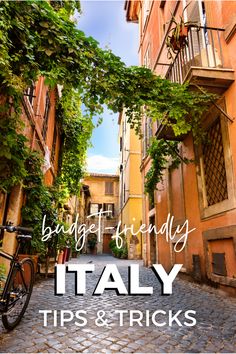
top-left (142, 115), bottom-right (153, 158)
top-left (51, 126), bottom-right (57, 163)
top-left (184, 0), bottom-right (206, 58)
top-left (90, 203), bottom-right (102, 215)
top-left (144, 43), bottom-right (151, 69)
top-left (160, 0), bottom-right (166, 8)
top-left (105, 181), bottom-right (114, 195)
top-left (103, 203), bottom-right (115, 217)
top-left (212, 253), bottom-right (227, 276)
top-left (202, 117), bottom-right (228, 206)
top-left (149, 191), bottom-right (154, 210)
top-left (120, 137), bottom-right (123, 152)
top-left (196, 100), bottom-right (236, 218)
top-left (24, 84), bottom-right (35, 107)
top-left (42, 91), bottom-right (51, 140)
top-left (143, 0), bottom-right (151, 28)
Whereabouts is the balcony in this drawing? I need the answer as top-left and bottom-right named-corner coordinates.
top-left (166, 26), bottom-right (234, 93)
top-left (156, 26), bottom-right (235, 141)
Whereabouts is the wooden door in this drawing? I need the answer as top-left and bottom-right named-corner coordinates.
top-left (103, 234), bottom-right (112, 254)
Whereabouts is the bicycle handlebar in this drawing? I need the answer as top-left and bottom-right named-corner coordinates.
top-left (0, 225), bottom-right (33, 234)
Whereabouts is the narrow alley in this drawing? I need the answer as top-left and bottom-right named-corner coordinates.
top-left (0, 255), bottom-right (235, 353)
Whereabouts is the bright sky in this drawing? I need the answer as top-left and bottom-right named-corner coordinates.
top-left (78, 0), bottom-right (138, 174)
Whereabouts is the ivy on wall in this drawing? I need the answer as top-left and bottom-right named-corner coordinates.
top-left (0, 0), bottom-right (214, 198)
top-left (57, 88), bottom-right (94, 195)
top-left (144, 139), bottom-right (192, 198)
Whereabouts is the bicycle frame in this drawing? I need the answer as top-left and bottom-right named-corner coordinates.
top-left (0, 242), bottom-right (27, 311)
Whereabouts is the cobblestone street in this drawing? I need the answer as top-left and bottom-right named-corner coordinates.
top-left (0, 255), bottom-right (235, 353)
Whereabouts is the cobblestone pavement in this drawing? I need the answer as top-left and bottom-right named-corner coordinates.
top-left (0, 255), bottom-right (236, 353)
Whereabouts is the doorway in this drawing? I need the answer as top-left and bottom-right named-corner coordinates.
top-left (103, 233), bottom-right (112, 254)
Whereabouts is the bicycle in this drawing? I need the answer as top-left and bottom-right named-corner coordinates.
top-left (0, 224), bottom-right (34, 330)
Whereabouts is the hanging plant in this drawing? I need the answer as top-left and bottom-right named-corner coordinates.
top-left (144, 139), bottom-right (192, 198)
top-left (166, 3), bottom-right (199, 59)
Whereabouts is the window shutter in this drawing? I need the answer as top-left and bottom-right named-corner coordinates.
top-left (51, 127), bottom-right (57, 162)
top-left (143, 0), bottom-right (150, 27)
top-left (99, 203), bottom-right (103, 212)
top-left (42, 91), bottom-right (51, 140)
top-left (186, 0), bottom-right (204, 59)
top-left (120, 137), bottom-right (123, 151)
top-left (105, 182), bottom-right (114, 195)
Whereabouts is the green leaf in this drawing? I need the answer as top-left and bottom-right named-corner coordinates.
top-left (45, 49), bottom-right (54, 56)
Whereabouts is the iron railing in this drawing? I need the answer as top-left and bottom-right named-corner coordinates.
top-left (166, 26), bottom-right (225, 84)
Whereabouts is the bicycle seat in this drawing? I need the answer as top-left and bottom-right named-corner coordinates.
top-left (16, 235), bottom-right (32, 242)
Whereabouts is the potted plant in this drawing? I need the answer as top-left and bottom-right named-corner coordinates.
top-left (109, 235), bottom-right (128, 259)
top-left (166, 3), bottom-right (198, 59)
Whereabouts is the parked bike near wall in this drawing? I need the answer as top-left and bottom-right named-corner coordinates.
top-left (0, 224), bottom-right (34, 330)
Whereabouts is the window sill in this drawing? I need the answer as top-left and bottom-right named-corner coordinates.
top-left (200, 198), bottom-right (236, 220)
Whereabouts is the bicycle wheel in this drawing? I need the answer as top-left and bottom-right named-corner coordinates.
top-left (2, 258), bottom-right (34, 330)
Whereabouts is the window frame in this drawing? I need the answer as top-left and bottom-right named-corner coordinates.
top-left (143, 43), bottom-right (151, 69)
top-left (42, 91), bottom-right (51, 141)
top-left (105, 181), bottom-right (114, 195)
top-left (24, 84), bottom-right (35, 107)
top-left (51, 125), bottom-right (58, 163)
top-left (143, 0), bottom-right (151, 30)
top-left (103, 203), bottom-right (115, 217)
top-left (195, 99), bottom-right (236, 219)
top-left (90, 203), bottom-right (102, 215)
top-left (142, 114), bottom-right (153, 159)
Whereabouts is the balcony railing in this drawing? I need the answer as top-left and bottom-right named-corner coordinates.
top-left (156, 26), bottom-right (235, 141)
top-left (166, 25), bottom-right (226, 84)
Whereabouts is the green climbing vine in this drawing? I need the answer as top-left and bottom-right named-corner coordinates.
top-left (21, 151), bottom-right (71, 257)
top-left (0, 0), bottom-right (214, 197)
top-left (57, 87), bottom-right (94, 195)
top-left (144, 139), bottom-right (191, 198)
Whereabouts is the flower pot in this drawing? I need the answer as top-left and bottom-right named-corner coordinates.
top-left (180, 25), bottom-right (189, 37)
top-left (57, 250), bottom-right (64, 264)
top-left (62, 247), bottom-right (71, 263)
top-left (170, 26), bottom-right (189, 51)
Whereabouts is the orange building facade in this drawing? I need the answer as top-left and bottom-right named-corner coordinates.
top-left (0, 78), bottom-right (61, 256)
top-left (126, 0), bottom-right (236, 295)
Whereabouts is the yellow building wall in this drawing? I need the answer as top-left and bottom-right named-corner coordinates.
top-left (120, 197), bottom-right (143, 259)
top-left (118, 111), bottom-right (143, 259)
top-left (82, 174), bottom-right (119, 254)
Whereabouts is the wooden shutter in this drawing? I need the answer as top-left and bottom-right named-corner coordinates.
top-left (186, 0), bottom-right (204, 59)
top-left (105, 182), bottom-right (114, 195)
top-left (99, 203), bottom-right (103, 212)
top-left (42, 91), bottom-right (51, 140)
top-left (112, 204), bottom-right (115, 217)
